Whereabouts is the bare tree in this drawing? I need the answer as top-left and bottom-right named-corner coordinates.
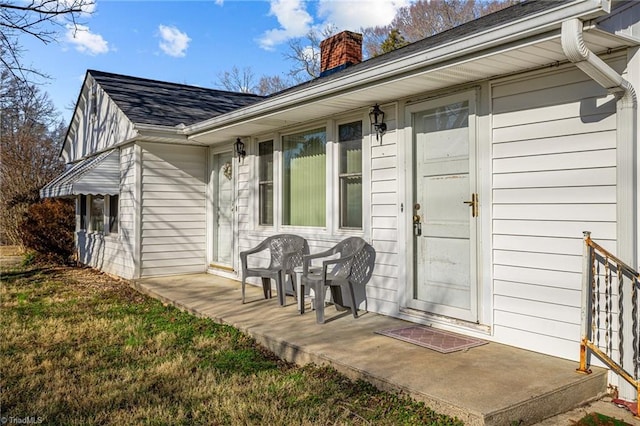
top-left (284, 24), bottom-right (337, 82)
top-left (481, 0), bottom-right (522, 15)
top-left (217, 66), bottom-right (258, 94)
top-left (392, 0), bottom-right (475, 42)
top-left (216, 66), bottom-right (293, 96)
top-left (361, 26), bottom-right (389, 58)
top-left (391, 0), bottom-right (519, 43)
top-left (0, 71), bottom-right (65, 245)
top-left (256, 75), bottom-right (291, 96)
top-left (1, 0), bottom-right (95, 84)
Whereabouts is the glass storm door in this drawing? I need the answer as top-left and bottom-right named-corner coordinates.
top-left (212, 151), bottom-right (234, 268)
top-left (410, 92), bottom-right (478, 322)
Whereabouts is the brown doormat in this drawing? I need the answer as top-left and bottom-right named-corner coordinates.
top-left (375, 325), bottom-right (487, 353)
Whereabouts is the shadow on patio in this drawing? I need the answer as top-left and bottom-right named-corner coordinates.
top-left (133, 273), bottom-right (607, 426)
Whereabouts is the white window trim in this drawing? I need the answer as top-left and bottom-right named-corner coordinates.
top-left (256, 139), bottom-right (275, 228)
top-left (280, 125), bottom-right (330, 231)
top-left (334, 117), bottom-right (365, 233)
top-left (249, 114), bottom-right (370, 237)
top-left (77, 194), bottom-right (87, 231)
top-left (86, 194), bottom-right (119, 236)
top-left (105, 194), bottom-right (119, 236)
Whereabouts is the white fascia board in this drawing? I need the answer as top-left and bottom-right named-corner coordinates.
top-left (588, 26), bottom-right (640, 46)
top-left (185, 0), bottom-right (609, 140)
top-left (132, 123), bottom-right (204, 144)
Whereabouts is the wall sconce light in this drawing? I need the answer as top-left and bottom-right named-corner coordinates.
top-left (369, 104), bottom-right (387, 141)
top-left (234, 137), bottom-right (246, 162)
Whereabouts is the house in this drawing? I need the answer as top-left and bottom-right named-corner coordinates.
top-left (42, 0), bottom-right (639, 402)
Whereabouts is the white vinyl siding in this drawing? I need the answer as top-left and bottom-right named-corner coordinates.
top-left (237, 146), bottom-right (251, 234)
top-left (490, 58), bottom-right (623, 360)
top-left (369, 110), bottom-right (399, 315)
top-left (139, 143), bottom-right (207, 277)
top-left (118, 145), bottom-right (137, 278)
top-left (62, 76), bottom-right (136, 163)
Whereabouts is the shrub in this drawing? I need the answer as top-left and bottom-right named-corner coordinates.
top-left (19, 199), bottom-right (75, 264)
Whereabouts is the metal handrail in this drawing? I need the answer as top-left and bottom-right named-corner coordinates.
top-left (577, 231), bottom-right (639, 415)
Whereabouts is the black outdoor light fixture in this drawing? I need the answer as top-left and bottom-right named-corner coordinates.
top-left (369, 104), bottom-right (387, 141)
top-left (234, 137), bottom-right (246, 161)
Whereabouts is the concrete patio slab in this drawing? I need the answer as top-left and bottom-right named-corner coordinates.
top-left (132, 273), bottom-right (612, 426)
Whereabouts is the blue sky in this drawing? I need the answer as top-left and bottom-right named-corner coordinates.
top-left (19, 0), bottom-right (409, 124)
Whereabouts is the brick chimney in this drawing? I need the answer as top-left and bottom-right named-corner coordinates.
top-left (320, 31), bottom-right (363, 77)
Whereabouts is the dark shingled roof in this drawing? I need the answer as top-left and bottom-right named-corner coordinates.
top-left (88, 70), bottom-right (265, 127)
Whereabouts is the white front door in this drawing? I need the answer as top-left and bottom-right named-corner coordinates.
top-left (409, 92), bottom-right (478, 322)
top-left (212, 151), bottom-right (234, 268)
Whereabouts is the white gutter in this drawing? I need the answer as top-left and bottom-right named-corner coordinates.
top-left (186, 0), bottom-right (608, 138)
top-left (562, 19), bottom-right (637, 100)
top-left (134, 123), bottom-right (187, 137)
top-left (561, 17), bottom-right (638, 401)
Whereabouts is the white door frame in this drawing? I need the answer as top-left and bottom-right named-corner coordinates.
top-left (207, 147), bottom-right (237, 273)
top-left (402, 90), bottom-right (481, 324)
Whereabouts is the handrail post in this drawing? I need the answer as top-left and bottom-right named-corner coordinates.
top-left (577, 231), bottom-right (593, 374)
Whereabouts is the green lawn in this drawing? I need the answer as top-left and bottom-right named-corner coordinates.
top-left (575, 412), bottom-right (633, 426)
top-left (1, 263), bottom-right (463, 425)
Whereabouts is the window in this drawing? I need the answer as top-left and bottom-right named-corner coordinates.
top-left (79, 195), bottom-right (87, 230)
top-left (257, 120), bottom-right (365, 231)
top-left (85, 194), bottom-right (118, 234)
top-left (90, 195), bottom-right (104, 232)
top-left (338, 121), bottom-right (363, 229)
top-left (108, 194), bottom-right (119, 234)
top-left (258, 141), bottom-right (274, 226)
top-left (90, 85), bottom-right (97, 116)
top-left (282, 128), bottom-right (326, 227)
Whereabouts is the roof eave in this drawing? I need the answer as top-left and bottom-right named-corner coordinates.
top-left (133, 122), bottom-right (205, 145)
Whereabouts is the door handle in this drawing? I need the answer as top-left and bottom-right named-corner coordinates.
top-left (413, 214), bottom-right (422, 236)
top-left (463, 193), bottom-right (478, 218)
top-left (413, 222), bottom-right (422, 236)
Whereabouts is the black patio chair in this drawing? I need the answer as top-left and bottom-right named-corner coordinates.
top-left (300, 237), bottom-right (376, 323)
top-left (240, 234), bottom-right (309, 306)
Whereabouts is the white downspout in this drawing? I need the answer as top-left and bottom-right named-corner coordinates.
top-left (561, 18), bottom-right (638, 402)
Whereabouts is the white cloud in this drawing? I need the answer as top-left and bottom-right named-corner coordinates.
top-left (258, 0), bottom-right (314, 50)
top-left (157, 25), bottom-right (191, 57)
top-left (258, 0), bottom-right (410, 50)
top-left (65, 24), bottom-right (109, 55)
top-left (317, 0), bottom-right (410, 30)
